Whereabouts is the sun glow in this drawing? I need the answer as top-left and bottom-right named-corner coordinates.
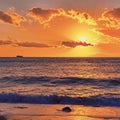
top-left (80, 36), bottom-right (88, 42)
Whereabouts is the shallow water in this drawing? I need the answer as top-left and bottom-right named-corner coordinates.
top-left (0, 57), bottom-right (120, 106)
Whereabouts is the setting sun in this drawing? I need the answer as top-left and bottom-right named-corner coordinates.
top-left (0, 0), bottom-right (120, 57)
top-left (80, 36), bottom-right (88, 42)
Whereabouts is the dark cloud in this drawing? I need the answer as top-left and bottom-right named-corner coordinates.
top-left (16, 41), bottom-right (94, 48)
top-left (17, 42), bottom-right (52, 48)
top-left (0, 11), bottom-right (13, 24)
top-left (0, 40), bottom-right (12, 45)
top-left (106, 8), bottom-right (120, 18)
top-left (0, 10), bottom-right (25, 26)
top-left (28, 7), bottom-right (62, 24)
top-left (62, 41), bottom-right (93, 48)
top-left (1, 0), bottom-right (120, 15)
top-left (0, 40), bottom-right (52, 48)
top-left (29, 7), bottom-right (60, 18)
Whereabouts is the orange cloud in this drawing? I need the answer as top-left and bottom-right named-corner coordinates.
top-left (96, 8), bottom-right (120, 38)
top-left (99, 29), bottom-right (120, 38)
top-left (97, 42), bottom-right (120, 56)
top-left (98, 8), bottom-right (120, 29)
top-left (0, 10), bottom-right (25, 26)
top-left (27, 7), bottom-right (97, 26)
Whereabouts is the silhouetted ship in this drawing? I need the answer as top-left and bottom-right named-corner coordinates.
top-left (16, 55), bottom-right (23, 58)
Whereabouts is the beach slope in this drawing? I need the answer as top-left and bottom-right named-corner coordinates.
top-left (0, 103), bottom-right (120, 120)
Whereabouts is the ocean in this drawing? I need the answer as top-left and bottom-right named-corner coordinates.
top-left (0, 57), bottom-right (120, 107)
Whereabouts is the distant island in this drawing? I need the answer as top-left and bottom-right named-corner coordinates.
top-left (16, 55), bottom-right (23, 58)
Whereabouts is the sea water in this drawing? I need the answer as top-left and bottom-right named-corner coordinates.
top-left (0, 57), bottom-right (120, 106)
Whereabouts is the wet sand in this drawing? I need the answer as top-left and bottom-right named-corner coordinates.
top-left (0, 103), bottom-right (120, 120)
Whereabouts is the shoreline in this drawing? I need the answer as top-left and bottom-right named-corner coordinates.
top-left (0, 103), bottom-right (120, 120)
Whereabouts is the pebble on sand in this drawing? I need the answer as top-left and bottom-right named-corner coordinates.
top-left (0, 116), bottom-right (7, 120)
top-left (62, 107), bottom-right (72, 112)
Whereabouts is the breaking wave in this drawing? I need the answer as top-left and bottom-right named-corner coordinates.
top-left (0, 93), bottom-right (119, 107)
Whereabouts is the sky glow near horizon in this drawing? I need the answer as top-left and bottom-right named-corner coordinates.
top-left (0, 0), bottom-right (120, 57)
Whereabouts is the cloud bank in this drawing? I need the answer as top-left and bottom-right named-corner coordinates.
top-left (0, 40), bottom-right (12, 45)
top-left (0, 39), bottom-right (94, 48)
top-left (0, 39), bottom-right (51, 48)
top-left (27, 7), bottom-right (120, 38)
top-left (28, 7), bottom-right (97, 25)
top-left (17, 42), bottom-right (51, 48)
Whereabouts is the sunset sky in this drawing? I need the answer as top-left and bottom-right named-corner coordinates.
top-left (0, 0), bottom-right (120, 57)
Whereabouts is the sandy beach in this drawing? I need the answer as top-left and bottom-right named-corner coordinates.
top-left (0, 103), bottom-right (120, 120)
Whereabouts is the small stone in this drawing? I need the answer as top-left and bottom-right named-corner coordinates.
top-left (0, 116), bottom-right (7, 120)
top-left (62, 107), bottom-right (72, 112)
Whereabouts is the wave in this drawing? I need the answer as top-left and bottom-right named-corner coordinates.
top-left (0, 93), bottom-right (119, 107)
top-left (0, 76), bottom-right (120, 86)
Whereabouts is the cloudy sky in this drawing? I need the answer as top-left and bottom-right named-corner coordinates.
top-left (0, 0), bottom-right (120, 57)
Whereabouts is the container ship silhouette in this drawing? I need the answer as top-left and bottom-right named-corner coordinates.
top-left (16, 55), bottom-right (23, 58)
